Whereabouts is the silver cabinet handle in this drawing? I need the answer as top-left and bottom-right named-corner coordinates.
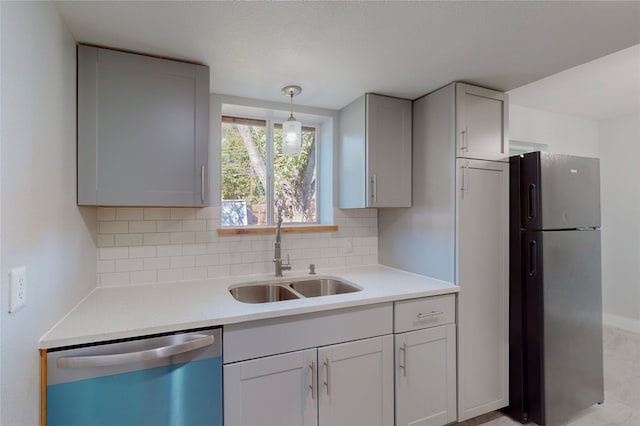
top-left (399, 342), bottom-right (407, 377)
top-left (370, 174), bottom-right (377, 204)
top-left (460, 128), bottom-right (468, 152)
top-left (324, 358), bottom-right (331, 396)
top-left (309, 360), bottom-right (317, 400)
top-left (57, 335), bottom-right (214, 368)
top-left (460, 163), bottom-right (467, 199)
top-left (417, 310), bottom-right (444, 319)
top-left (200, 165), bottom-right (206, 203)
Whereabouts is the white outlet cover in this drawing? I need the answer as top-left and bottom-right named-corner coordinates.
top-left (9, 266), bottom-right (26, 313)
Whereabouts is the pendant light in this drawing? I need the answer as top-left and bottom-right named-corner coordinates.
top-left (281, 85), bottom-right (302, 157)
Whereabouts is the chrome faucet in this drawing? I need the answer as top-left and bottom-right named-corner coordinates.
top-left (274, 208), bottom-right (292, 277)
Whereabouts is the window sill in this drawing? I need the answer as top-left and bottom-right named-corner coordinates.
top-left (217, 225), bottom-right (338, 236)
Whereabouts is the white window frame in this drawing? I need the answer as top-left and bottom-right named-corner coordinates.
top-left (221, 114), bottom-right (320, 227)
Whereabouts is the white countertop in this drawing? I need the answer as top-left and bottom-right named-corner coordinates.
top-left (40, 265), bottom-right (457, 349)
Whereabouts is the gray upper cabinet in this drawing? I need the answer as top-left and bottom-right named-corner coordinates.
top-left (456, 83), bottom-right (508, 161)
top-left (77, 45), bottom-right (210, 206)
top-left (339, 94), bottom-right (412, 208)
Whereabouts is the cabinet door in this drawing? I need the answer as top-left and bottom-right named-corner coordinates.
top-left (396, 324), bottom-right (457, 426)
top-left (456, 83), bottom-right (507, 161)
top-left (318, 335), bottom-right (394, 426)
top-left (77, 45), bottom-right (209, 206)
top-left (366, 94), bottom-right (412, 207)
top-left (224, 349), bottom-right (317, 426)
top-left (456, 159), bottom-right (509, 420)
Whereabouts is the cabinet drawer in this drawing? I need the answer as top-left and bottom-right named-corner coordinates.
top-left (394, 294), bottom-right (455, 333)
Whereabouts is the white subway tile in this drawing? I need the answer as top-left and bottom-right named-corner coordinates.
top-left (115, 208), bottom-right (143, 221)
top-left (129, 221), bottom-right (156, 233)
top-left (170, 232), bottom-right (195, 244)
top-left (230, 264), bottom-right (247, 276)
top-left (219, 253), bottom-right (242, 265)
top-left (182, 220), bottom-right (206, 232)
top-left (345, 256), bottom-right (364, 267)
top-left (206, 220), bottom-right (219, 231)
top-left (183, 267), bottom-right (207, 281)
top-left (196, 254), bottom-right (219, 267)
top-left (143, 233), bottom-right (170, 246)
top-left (97, 234), bottom-right (115, 248)
top-left (242, 252), bottom-right (266, 264)
top-left (99, 221), bottom-right (129, 234)
top-left (207, 265), bottom-right (230, 278)
top-left (156, 220), bottom-right (183, 233)
top-left (328, 257), bottom-right (346, 267)
top-left (129, 246), bottom-right (157, 258)
top-left (115, 258), bottom-right (144, 272)
top-left (182, 244), bottom-right (207, 255)
top-left (157, 245), bottom-right (183, 257)
top-left (311, 238), bottom-right (330, 249)
top-left (144, 257), bottom-right (171, 270)
top-left (170, 256), bottom-right (195, 268)
top-left (144, 208), bottom-right (171, 220)
top-left (251, 240), bottom-right (269, 251)
top-left (252, 262), bottom-right (272, 274)
top-left (130, 270), bottom-right (157, 284)
top-left (170, 208), bottom-right (195, 220)
top-left (206, 243), bottom-right (227, 254)
top-left (97, 260), bottom-right (115, 273)
top-left (115, 234), bottom-right (143, 247)
top-left (363, 254), bottom-right (378, 265)
top-left (99, 247), bottom-right (129, 260)
top-left (158, 269), bottom-right (183, 282)
top-left (195, 207), bottom-right (219, 219)
top-left (321, 247), bottom-right (338, 257)
top-left (97, 207), bottom-right (116, 221)
top-left (100, 272), bottom-right (130, 286)
top-left (195, 232), bottom-right (218, 244)
top-left (302, 248), bottom-right (321, 258)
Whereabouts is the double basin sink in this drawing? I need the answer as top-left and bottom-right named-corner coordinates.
top-left (229, 276), bottom-right (361, 303)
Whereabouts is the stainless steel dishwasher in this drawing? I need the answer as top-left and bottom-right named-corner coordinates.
top-left (45, 327), bottom-right (222, 426)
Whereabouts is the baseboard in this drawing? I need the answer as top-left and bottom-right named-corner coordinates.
top-left (603, 313), bottom-right (640, 334)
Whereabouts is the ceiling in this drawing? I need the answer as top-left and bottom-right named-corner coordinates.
top-left (54, 1), bottom-right (640, 111)
top-left (508, 44), bottom-right (640, 121)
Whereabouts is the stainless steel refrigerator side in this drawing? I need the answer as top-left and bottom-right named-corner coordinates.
top-left (541, 230), bottom-right (604, 426)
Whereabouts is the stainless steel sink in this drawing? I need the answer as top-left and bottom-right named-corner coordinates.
top-left (229, 276), bottom-right (362, 303)
top-left (229, 284), bottom-right (299, 303)
top-left (290, 278), bottom-right (361, 297)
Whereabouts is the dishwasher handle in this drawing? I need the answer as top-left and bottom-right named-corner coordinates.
top-left (56, 335), bottom-right (215, 369)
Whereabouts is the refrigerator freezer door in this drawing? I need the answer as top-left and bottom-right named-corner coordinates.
top-left (521, 152), bottom-right (600, 230)
top-left (526, 230), bottom-right (604, 426)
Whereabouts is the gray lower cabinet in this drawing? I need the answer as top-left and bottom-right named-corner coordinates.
top-left (223, 335), bottom-right (394, 426)
top-left (77, 45), bottom-right (210, 206)
top-left (394, 295), bottom-right (457, 426)
top-left (224, 349), bottom-right (318, 426)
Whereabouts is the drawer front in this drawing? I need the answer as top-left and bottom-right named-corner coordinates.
top-left (394, 294), bottom-right (455, 333)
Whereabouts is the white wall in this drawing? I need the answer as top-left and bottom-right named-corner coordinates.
top-left (0, 3), bottom-right (97, 425)
top-left (599, 113), bottom-right (640, 332)
top-left (510, 104), bottom-right (599, 157)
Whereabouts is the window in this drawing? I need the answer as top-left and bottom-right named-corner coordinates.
top-left (221, 115), bottom-right (318, 227)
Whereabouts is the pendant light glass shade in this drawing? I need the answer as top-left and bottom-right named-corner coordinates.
top-left (281, 85), bottom-right (302, 157)
top-left (282, 115), bottom-right (302, 156)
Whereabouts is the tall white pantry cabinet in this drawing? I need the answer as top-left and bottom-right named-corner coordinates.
top-left (379, 82), bottom-right (509, 422)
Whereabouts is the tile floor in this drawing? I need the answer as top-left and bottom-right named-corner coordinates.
top-left (458, 326), bottom-right (640, 426)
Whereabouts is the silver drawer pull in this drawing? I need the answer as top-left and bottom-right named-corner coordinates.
top-left (417, 310), bottom-right (444, 319)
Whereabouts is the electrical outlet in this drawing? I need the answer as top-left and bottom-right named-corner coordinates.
top-left (9, 266), bottom-right (26, 313)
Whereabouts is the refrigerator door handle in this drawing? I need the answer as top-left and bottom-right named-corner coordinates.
top-left (528, 240), bottom-right (537, 276)
top-left (528, 184), bottom-right (537, 219)
top-left (56, 335), bottom-right (215, 368)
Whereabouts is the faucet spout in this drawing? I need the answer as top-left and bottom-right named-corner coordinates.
top-left (274, 208), bottom-right (291, 277)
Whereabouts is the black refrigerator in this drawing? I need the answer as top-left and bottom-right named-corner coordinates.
top-left (506, 152), bottom-right (604, 426)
